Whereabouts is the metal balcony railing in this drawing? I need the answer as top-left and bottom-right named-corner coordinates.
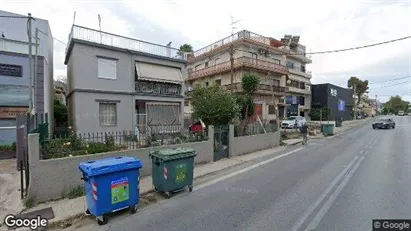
top-left (188, 56), bottom-right (288, 80)
top-left (135, 81), bottom-right (182, 96)
top-left (66, 25), bottom-right (186, 60)
top-left (224, 83), bottom-right (286, 94)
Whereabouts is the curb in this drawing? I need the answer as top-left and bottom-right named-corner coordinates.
top-left (49, 146), bottom-right (286, 227)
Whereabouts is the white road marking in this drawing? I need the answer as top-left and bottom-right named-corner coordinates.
top-left (290, 155), bottom-right (359, 231)
top-left (304, 156), bottom-right (365, 231)
top-left (195, 147), bottom-right (304, 191)
top-left (359, 150), bottom-right (365, 154)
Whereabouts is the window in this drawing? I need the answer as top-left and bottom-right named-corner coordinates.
top-left (300, 65), bottom-right (306, 72)
top-left (205, 81), bottom-right (209, 87)
top-left (272, 79), bottom-right (280, 86)
top-left (268, 105), bottom-right (276, 114)
top-left (299, 96), bottom-right (305, 105)
top-left (205, 62), bottom-right (209, 67)
top-left (97, 58), bottom-right (117, 79)
top-left (291, 80), bottom-right (299, 88)
top-left (300, 82), bottom-right (305, 89)
top-left (286, 61), bottom-right (294, 69)
top-left (184, 101), bottom-right (189, 107)
top-left (99, 103), bottom-right (117, 126)
top-left (215, 79), bottom-right (221, 85)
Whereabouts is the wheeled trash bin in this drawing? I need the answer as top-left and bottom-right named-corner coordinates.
top-left (79, 156), bottom-right (143, 225)
top-left (149, 148), bottom-right (196, 198)
top-left (322, 124), bottom-right (335, 136)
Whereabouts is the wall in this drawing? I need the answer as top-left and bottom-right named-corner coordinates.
top-left (27, 129), bottom-right (214, 203)
top-left (71, 91), bottom-right (134, 133)
top-left (229, 125), bottom-right (281, 157)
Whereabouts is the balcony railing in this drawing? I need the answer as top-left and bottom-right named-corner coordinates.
top-left (188, 56), bottom-right (288, 80)
top-left (67, 25), bottom-right (186, 60)
top-left (191, 30), bottom-right (284, 60)
top-left (224, 83), bottom-right (286, 94)
top-left (135, 81), bottom-right (182, 96)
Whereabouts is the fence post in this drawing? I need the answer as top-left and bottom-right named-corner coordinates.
top-left (28, 133), bottom-right (40, 166)
top-left (228, 124), bottom-right (234, 157)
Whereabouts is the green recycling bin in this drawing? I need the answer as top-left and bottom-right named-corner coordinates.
top-left (149, 148), bottom-right (196, 198)
top-left (322, 124), bottom-right (335, 136)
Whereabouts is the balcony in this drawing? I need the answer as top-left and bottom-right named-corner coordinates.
top-left (135, 81), bottom-right (182, 97)
top-left (66, 25), bottom-right (186, 61)
top-left (187, 57), bottom-right (288, 81)
top-left (286, 86), bottom-right (311, 95)
top-left (288, 68), bottom-right (312, 78)
top-left (224, 83), bottom-right (286, 95)
top-left (0, 38), bottom-right (37, 55)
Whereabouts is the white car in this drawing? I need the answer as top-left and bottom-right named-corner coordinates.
top-left (281, 116), bottom-right (306, 129)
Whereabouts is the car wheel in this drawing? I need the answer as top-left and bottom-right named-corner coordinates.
top-left (372, 126), bottom-right (375, 129)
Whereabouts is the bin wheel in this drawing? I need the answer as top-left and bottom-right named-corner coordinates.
top-left (130, 204), bottom-right (138, 214)
top-left (85, 209), bottom-right (91, 216)
top-left (97, 215), bottom-right (108, 226)
top-left (189, 186), bottom-right (193, 192)
top-left (164, 191), bottom-right (171, 199)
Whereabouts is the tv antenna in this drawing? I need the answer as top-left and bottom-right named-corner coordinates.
top-left (230, 16), bottom-right (240, 35)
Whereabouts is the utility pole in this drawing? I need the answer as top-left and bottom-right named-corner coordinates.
top-left (27, 13), bottom-right (34, 114)
top-left (375, 94), bottom-right (378, 116)
top-left (33, 28), bottom-right (39, 114)
top-left (229, 16), bottom-right (239, 93)
top-left (353, 85), bottom-right (357, 120)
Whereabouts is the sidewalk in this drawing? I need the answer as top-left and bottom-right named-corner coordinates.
top-left (282, 118), bottom-right (370, 145)
top-left (15, 146), bottom-right (288, 227)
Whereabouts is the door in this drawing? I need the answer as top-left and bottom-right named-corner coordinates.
top-left (253, 104), bottom-right (263, 122)
top-left (213, 125), bottom-right (229, 161)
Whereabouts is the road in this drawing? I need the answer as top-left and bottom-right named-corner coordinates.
top-left (69, 116), bottom-right (411, 231)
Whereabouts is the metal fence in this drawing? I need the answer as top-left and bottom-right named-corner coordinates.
top-left (234, 123), bottom-right (278, 137)
top-left (40, 125), bottom-right (209, 159)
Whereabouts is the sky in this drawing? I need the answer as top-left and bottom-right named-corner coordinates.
top-left (1, 0), bottom-right (411, 103)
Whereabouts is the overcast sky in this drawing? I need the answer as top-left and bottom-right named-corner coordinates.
top-left (1, 0), bottom-right (410, 102)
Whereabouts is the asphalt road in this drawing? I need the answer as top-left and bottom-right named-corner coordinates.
top-left (70, 116), bottom-right (411, 231)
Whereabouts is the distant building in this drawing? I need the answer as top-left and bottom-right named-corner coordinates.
top-left (311, 83), bottom-right (353, 121)
top-left (64, 25), bottom-right (186, 134)
top-left (0, 10), bottom-right (54, 144)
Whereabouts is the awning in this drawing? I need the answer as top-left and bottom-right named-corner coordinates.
top-left (135, 62), bottom-right (183, 84)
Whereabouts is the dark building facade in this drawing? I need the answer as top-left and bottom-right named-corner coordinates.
top-left (311, 83), bottom-right (353, 121)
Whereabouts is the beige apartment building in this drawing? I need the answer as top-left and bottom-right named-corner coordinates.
top-left (184, 31), bottom-right (312, 123)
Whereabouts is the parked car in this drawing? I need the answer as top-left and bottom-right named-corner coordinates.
top-left (281, 116), bottom-right (306, 129)
top-left (372, 117), bottom-right (395, 129)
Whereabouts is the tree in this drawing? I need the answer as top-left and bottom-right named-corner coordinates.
top-left (190, 85), bottom-right (238, 126)
top-left (238, 73), bottom-right (260, 121)
top-left (347, 76), bottom-right (369, 119)
top-left (178, 44), bottom-right (193, 57)
top-left (382, 95), bottom-right (409, 114)
top-left (54, 98), bottom-right (68, 126)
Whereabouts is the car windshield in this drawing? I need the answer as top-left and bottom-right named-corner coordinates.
top-left (286, 117), bottom-right (297, 120)
top-left (378, 118), bottom-right (391, 122)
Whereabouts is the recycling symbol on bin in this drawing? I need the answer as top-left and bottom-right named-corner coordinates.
top-left (114, 196), bottom-right (118, 202)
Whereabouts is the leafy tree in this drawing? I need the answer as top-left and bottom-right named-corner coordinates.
top-left (238, 73), bottom-right (260, 119)
top-left (382, 95), bottom-right (409, 114)
top-left (347, 76), bottom-right (369, 119)
top-left (190, 85), bottom-right (238, 126)
top-left (309, 106), bottom-right (331, 121)
top-left (54, 98), bottom-right (68, 126)
top-left (178, 44), bottom-right (193, 57)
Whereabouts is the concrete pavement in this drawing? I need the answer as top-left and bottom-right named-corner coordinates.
top-left (62, 116), bottom-right (411, 231)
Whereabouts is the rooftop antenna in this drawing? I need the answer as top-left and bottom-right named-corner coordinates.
top-left (230, 16), bottom-right (240, 35)
top-left (98, 14), bottom-right (102, 42)
top-left (72, 11), bottom-right (76, 26)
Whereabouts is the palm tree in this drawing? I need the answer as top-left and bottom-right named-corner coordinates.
top-left (178, 44), bottom-right (193, 57)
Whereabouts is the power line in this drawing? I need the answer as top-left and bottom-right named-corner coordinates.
top-left (369, 76), bottom-right (411, 84)
top-left (369, 80), bottom-right (410, 89)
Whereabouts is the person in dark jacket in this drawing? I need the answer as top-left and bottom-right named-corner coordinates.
top-left (300, 122), bottom-right (309, 145)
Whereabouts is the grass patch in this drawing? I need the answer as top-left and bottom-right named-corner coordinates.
top-left (66, 186), bottom-right (84, 199)
top-left (24, 196), bottom-right (36, 209)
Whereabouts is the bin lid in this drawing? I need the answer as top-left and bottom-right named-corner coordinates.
top-left (79, 156), bottom-right (143, 177)
top-left (149, 147), bottom-right (196, 161)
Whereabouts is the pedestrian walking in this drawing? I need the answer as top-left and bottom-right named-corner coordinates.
top-left (300, 122), bottom-right (309, 145)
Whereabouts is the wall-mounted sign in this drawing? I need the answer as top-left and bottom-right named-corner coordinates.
top-left (338, 99), bottom-right (346, 112)
top-left (0, 107), bottom-right (28, 119)
top-left (0, 64), bottom-right (23, 77)
top-left (330, 88), bottom-right (337, 97)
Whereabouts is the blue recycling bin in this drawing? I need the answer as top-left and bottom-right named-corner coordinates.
top-left (79, 156), bottom-right (143, 225)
